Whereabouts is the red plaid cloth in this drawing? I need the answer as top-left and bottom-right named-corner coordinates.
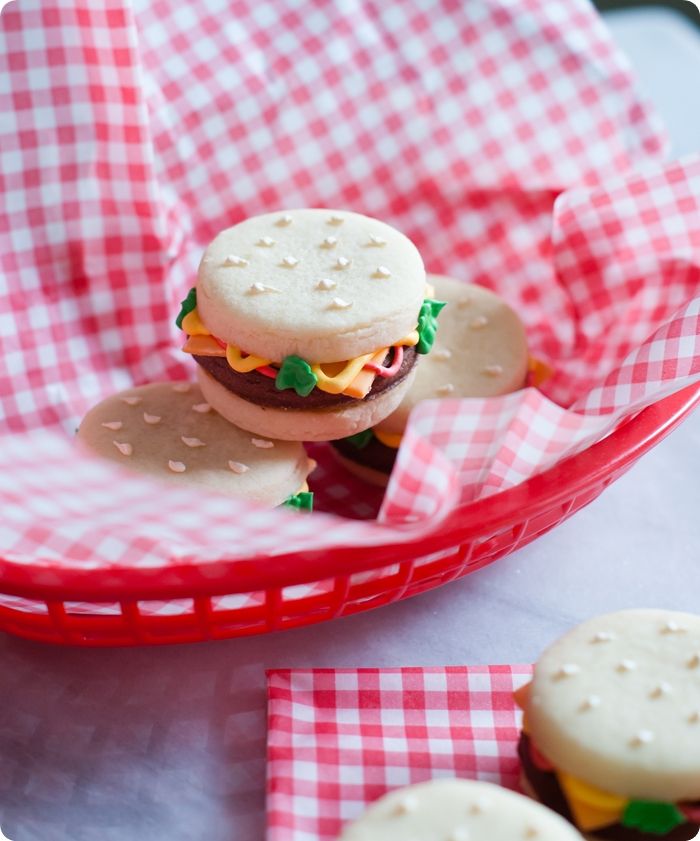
top-left (266, 666), bottom-right (532, 840)
top-left (1, 0), bottom-right (699, 592)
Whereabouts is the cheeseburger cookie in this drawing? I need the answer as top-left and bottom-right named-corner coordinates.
top-left (177, 209), bottom-right (444, 441)
top-left (77, 383), bottom-right (313, 509)
top-left (339, 779), bottom-right (585, 840)
top-left (517, 609), bottom-right (700, 840)
top-left (333, 273), bottom-right (529, 484)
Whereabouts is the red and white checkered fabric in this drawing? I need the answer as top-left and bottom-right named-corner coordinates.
top-left (266, 666), bottom-right (532, 840)
top-left (1, 0), bottom-right (699, 590)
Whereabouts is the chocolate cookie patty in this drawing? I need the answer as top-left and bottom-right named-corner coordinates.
top-left (331, 433), bottom-right (397, 474)
top-left (193, 347), bottom-right (418, 412)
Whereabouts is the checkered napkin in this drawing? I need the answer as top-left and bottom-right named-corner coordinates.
top-left (266, 666), bottom-right (532, 840)
top-left (1, 0), bottom-right (699, 589)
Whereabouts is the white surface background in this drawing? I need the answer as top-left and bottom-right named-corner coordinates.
top-left (1, 6), bottom-right (700, 841)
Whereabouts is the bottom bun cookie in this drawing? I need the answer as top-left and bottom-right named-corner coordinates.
top-left (77, 382), bottom-right (312, 507)
top-left (339, 778), bottom-right (585, 840)
top-left (196, 366), bottom-right (416, 442)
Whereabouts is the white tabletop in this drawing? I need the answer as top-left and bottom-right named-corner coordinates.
top-left (1, 7), bottom-right (700, 841)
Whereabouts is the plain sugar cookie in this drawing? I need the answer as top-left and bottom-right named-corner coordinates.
top-left (339, 779), bottom-right (585, 840)
top-left (77, 382), bottom-right (313, 508)
top-left (517, 609), bottom-right (700, 840)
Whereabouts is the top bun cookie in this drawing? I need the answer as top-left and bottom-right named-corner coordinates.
top-left (528, 609), bottom-right (700, 802)
top-left (375, 273), bottom-right (528, 435)
top-left (196, 209), bottom-right (426, 364)
top-left (340, 779), bottom-right (584, 840)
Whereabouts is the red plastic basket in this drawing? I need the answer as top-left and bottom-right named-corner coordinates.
top-left (1, 382), bottom-right (698, 647)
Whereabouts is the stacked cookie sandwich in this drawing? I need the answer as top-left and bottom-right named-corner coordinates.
top-left (177, 209), bottom-right (442, 441)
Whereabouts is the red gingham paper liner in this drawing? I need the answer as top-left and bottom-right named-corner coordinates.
top-left (1, 0), bottom-right (699, 604)
top-left (266, 666), bottom-right (532, 840)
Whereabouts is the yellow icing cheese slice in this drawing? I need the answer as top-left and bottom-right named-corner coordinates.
top-left (374, 428), bottom-right (403, 449)
top-left (182, 308), bottom-right (210, 336)
top-left (528, 356), bottom-right (554, 387)
top-left (312, 352), bottom-right (376, 395)
top-left (342, 348), bottom-right (390, 399)
top-left (226, 344), bottom-right (271, 373)
top-left (182, 335), bottom-right (226, 356)
top-left (557, 770), bottom-right (627, 831)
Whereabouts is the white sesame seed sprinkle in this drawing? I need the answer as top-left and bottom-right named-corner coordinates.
top-left (228, 461), bottom-right (250, 474)
top-left (328, 215), bottom-right (344, 226)
top-left (368, 234), bottom-right (386, 246)
top-left (316, 278), bottom-right (336, 291)
top-left (469, 797), bottom-right (490, 815)
top-left (617, 659), bottom-right (637, 673)
top-left (143, 413), bottom-right (161, 425)
top-left (181, 436), bottom-right (206, 448)
top-left (281, 256), bottom-right (298, 268)
top-left (630, 730), bottom-right (654, 747)
top-left (101, 421), bottom-right (123, 430)
top-left (275, 214), bottom-right (292, 227)
top-left (248, 282), bottom-right (281, 294)
top-left (470, 315), bottom-right (489, 329)
top-left (436, 384), bottom-right (455, 396)
top-left (650, 682), bottom-right (672, 698)
top-left (121, 396), bottom-right (141, 406)
top-left (224, 254), bottom-right (248, 267)
top-left (329, 297), bottom-right (352, 310)
top-left (168, 460), bottom-right (186, 473)
top-left (483, 364), bottom-right (504, 377)
top-left (251, 438), bottom-right (274, 449)
top-left (661, 619), bottom-right (686, 634)
top-left (256, 236), bottom-right (275, 247)
top-left (579, 694), bottom-right (601, 711)
top-left (192, 403), bottom-right (211, 413)
top-left (592, 631), bottom-right (615, 643)
top-left (554, 663), bottom-right (580, 679)
top-left (373, 265), bottom-right (391, 278)
top-left (321, 236), bottom-right (338, 249)
top-left (335, 256), bottom-right (351, 269)
top-left (113, 440), bottom-right (132, 456)
top-left (392, 795), bottom-right (418, 816)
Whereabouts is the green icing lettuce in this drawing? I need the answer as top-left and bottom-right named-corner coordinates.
top-left (275, 355), bottom-right (318, 397)
top-left (175, 287), bottom-right (197, 329)
top-left (282, 491), bottom-right (314, 512)
top-left (621, 800), bottom-right (686, 834)
top-left (416, 298), bottom-right (447, 354)
top-left (344, 429), bottom-right (374, 449)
